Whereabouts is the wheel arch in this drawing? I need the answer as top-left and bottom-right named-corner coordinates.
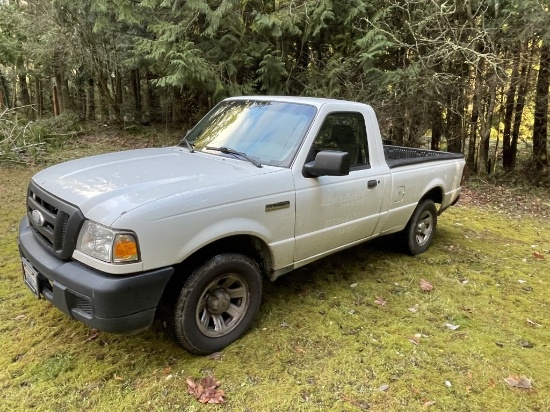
top-left (159, 235), bottom-right (273, 308)
top-left (420, 186), bottom-right (444, 208)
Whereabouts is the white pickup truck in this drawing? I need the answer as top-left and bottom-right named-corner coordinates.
top-left (18, 96), bottom-right (464, 354)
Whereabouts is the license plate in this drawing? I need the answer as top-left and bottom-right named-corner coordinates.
top-left (22, 258), bottom-right (40, 298)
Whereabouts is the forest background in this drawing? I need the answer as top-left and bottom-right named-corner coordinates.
top-left (1, 0), bottom-right (550, 181)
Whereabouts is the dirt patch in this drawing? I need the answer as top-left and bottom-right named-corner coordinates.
top-left (461, 180), bottom-right (550, 218)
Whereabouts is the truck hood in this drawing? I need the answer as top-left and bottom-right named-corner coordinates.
top-left (32, 147), bottom-right (279, 226)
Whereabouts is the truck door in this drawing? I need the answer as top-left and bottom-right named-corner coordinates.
top-left (293, 111), bottom-right (385, 262)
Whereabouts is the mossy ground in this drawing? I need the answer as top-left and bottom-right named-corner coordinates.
top-left (1, 135), bottom-right (549, 411)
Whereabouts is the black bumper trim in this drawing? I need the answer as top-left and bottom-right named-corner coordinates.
top-left (18, 216), bottom-right (174, 334)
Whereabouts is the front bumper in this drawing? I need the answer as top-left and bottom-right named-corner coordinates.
top-left (18, 216), bottom-right (174, 334)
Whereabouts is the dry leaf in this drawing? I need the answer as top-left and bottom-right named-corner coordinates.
top-left (83, 329), bottom-right (100, 343)
top-left (208, 352), bottom-right (223, 360)
top-left (526, 318), bottom-right (542, 327)
top-left (374, 296), bottom-right (387, 306)
top-left (294, 346), bottom-right (306, 354)
top-left (419, 279), bottom-right (433, 292)
top-left (504, 375), bottom-right (533, 389)
top-left (445, 323), bottom-right (460, 330)
top-left (408, 304), bottom-right (419, 313)
top-left (350, 283), bottom-right (358, 288)
top-left (408, 337), bottom-right (420, 345)
top-left (423, 400), bottom-right (436, 407)
top-left (187, 376), bottom-right (225, 404)
top-left (533, 251), bottom-right (545, 259)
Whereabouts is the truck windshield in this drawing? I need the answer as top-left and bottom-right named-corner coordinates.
top-left (183, 100), bottom-right (317, 167)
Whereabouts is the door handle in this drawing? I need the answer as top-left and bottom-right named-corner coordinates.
top-left (368, 180), bottom-right (378, 188)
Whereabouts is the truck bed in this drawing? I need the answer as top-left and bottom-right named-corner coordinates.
top-left (384, 145), bottom-right (465, 168)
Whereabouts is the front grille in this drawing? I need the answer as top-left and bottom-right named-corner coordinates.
top-left (27, 180), bottom-right (85, 260)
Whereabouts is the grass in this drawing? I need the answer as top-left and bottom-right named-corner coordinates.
top-left (1, 134), bottom-right (549, 411)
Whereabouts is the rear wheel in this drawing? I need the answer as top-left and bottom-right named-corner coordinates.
top-left (169, 253), bottom-right (262, 355)
top-left (403, 199), bottom-right (438, 255)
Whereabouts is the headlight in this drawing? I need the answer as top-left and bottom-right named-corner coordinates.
top-left (76, 221), bottom-right (140, 263)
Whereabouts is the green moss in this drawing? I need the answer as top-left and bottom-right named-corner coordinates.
top-left (1, 161), bottom-right (549, 411)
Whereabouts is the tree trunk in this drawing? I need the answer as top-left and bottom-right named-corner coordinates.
top-left (446, 91), bottom-right (465, 154)
top-left (0, 69), bottom-right (10, 109)
top-left (130, 68), bottom-right (142, 122)
top-left (34, 77), bottom-right (43, 117)
top-left (62, 78), bottom-right (71, 112)
top-left (143, 71), bottom-right (160, 124)
top-left (75, 67), bottom-right (86, 121)
top-left (115, 69), bottom-right (123, 112)
top-left (502, 55), bottom-right (520, 171)
top-left (511, 50), bottom-right (532, 170)
top-left (53, 75), bottom-right (72, 113)
top-left (86, 77), bottom-right (96, 120)
top-left (96, 71), bottom-right (120, 122)
top-left (19, 73), bottom-right (34, 119)
top-left (431, 103), bottom-right (443, 151)
top-left (467, 58), bottom-right (484, 172)
top-left (52, 84), bottom-right (61, 116)
top-left (478, 74), bottom-right (498, 175)
top-left (532, 42), bottom-right (550, 174)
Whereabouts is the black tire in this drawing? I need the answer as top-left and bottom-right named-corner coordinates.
top-left (403, 199), bottom-right (438, 255)
top-left (169, 253), bottom-right (263, 355)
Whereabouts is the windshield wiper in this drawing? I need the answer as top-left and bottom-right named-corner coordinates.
top-left (205, 146), bottom-right (262, 168)
top-left (180, 135), bottom-right (195, 153)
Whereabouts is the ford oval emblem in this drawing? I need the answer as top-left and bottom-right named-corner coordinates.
top-left (31, 210), bottom-right (45, 227)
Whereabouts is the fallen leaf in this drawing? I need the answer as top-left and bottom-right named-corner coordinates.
top-left (374, 296), bottom-right (387, 306)
top-left (294, 346), bottom-right (306, 354)
top-left (350, 283), bottom-right (358, 288)
top-left (518, 279), bottom-right (527, 284)
top-left (408, 337), bottom-right (419, 345)
top-left (379, 384), bottom-right (390, 392)
top-left (504, 375), bottom-right (533, 389)
top-left (83, 329), bottom-right (100, 343)
top-left (423, 400), bottom-right (436, 407)
top-left (187, 376), bottom-right (225, 404)
top-left (14, 315), bottom-right (26, 321)
top-left (408, 304), bottom-right (419, 313)
top-left (208, 352), bottom-right (223, 360)
top-left (445, 323), bottom-right (460, 330)
top-left (419, 279), bottom-right (433, 292)
top-left (533, 251), bottom-right (545, 259)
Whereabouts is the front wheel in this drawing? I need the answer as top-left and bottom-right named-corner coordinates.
top-left (402, 199), bottom-right (438, 255)
top-left (169, 253), bottom-right (263, 355)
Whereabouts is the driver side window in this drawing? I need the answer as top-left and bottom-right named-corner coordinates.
top-left (310, 112), bottom-right (369, 169)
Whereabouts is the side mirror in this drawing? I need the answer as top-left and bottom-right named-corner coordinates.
top-left (303, 151), bottom-right (350, 177)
